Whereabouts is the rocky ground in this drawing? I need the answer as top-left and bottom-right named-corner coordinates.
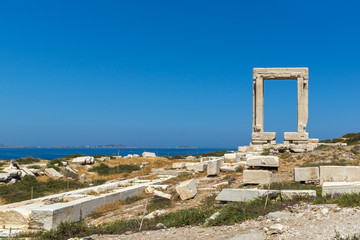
top-left (88, 203), bottom-right (360, 240)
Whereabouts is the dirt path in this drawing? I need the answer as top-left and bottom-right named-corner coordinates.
top-left (91, 204), bottom-right (360, 240)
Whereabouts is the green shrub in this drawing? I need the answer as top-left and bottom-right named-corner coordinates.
top-left (16, 156), bottom-right (41, 165)
top-left (61, 154), bottom-right (85, 160)
top-left (332, 231), bottom-right (360, 240)
top-left (0, 176), bottom-right (88, 203)
top-left (89, 163), bottom-right (140, 176)
top-left (147, 198), bottom-right (172, 212)
top-left (261, 149), bottom-right (270, 156)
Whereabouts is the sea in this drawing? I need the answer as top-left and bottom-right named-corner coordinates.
top-left (0, 148), bottom-right (235, 160)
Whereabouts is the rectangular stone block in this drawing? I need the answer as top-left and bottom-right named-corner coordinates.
top-left (215, 188), bottom-right (278, 202)
top-left (237, 146), bottom-right (249, 152)
top-left (243, 170), bottom-right (272, 184)
top-left (322, 182), bottom-right (360, 196)
top-left (284, 132), bottom-right (309, 141)
top-left (319, 166), bottom-right (360, 184)
top-left (281, 190), bottom-right (316, 199)
top-left (294, 167), bottom-right (319, 182)
top-left (252, 132), bottom-right (276, 141)
top-left (172, 162), bottom-right (185, 169)
top-left (176, 179), bottom-right (197, 200)
top-left (220, 166), bottom-right (238, 172)
top-left (193, 163), bottom-right (206, 173)
top-left (346, 167), bottom-right (360, 181)
top-left (224, 153), bottom-right (236, 160)
top-left (207, 159), bottom-right (221, 176)
top-left (246, 156), bottom-right (279, 168)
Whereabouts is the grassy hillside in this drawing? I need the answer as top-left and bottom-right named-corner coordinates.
top-left (320, 132), bottom-right (360, 145)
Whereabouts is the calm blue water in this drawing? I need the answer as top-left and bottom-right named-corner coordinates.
top-left (0, 148), bottom-right (234, 160)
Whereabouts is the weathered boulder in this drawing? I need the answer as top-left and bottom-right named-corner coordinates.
top-left (207, 159), bottom-right (221, 176)
top-left (44, 168), bottom-right (63, 179)
top-left (142, 152), bottom-right (156, 158)
top-left (246, 156), bottom-right (279, 168)
top-left (176, 179), bottom-right (197, 200)
top-left (294, 167), bottom-right (319, 182)
top-left (354, 145), bottom-right (360, 151)
top-left (243, 170), bottom-right (272, 184)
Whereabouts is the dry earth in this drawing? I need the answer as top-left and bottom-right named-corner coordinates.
top-left (89, 203), bottom-right (360, 240)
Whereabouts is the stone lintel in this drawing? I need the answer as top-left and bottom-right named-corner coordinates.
top-left (253, 68), bottom-right (309, 80)
top-left (284, 132), bottom-right (309, 141)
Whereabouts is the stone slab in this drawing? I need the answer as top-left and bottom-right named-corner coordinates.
top-left (227, 232), bottom-right (267, 240)
top-left (172, 162), bottom-right (186, 169)
top-left (193, 163), bottom-right (206, 173)
top-left (322, 182), bottom-right (360, 196)
top-left (284, 132), bottom-right (309, 141)
top-left (215, 188), bottom-right (278, 202)
top-left (294, 167), bottom-right (319, 182)
top-left (220, 166), bottom-right (239, 172)
top-left (320, 166), bottom-right (360, 184)
top-left (247, 156), bottom-right (279, 168)
top-left (154, 190), bottom-right (171, 200)
top-left (44, 168), bottom-right (63, 179)
top-left (252, 132), bottom-right (276, 141)
top-left (243, 170), bottom-right (272, 184)
top-left (280, 190), bottom-right (316, 199)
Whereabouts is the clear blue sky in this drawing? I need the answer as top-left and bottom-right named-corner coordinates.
top-left (0, 0), bottom-right (359, 148)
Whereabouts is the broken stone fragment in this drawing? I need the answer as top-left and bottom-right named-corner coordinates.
top-left (44, 168), bottom-right (63, 179)
top-left (267, 224), bottom-right (286, 234)
top-left (176, 179), bottom-right (197, 200)
top-left (142, 152), bottom-right (156, 158)
top-left (154, 190), bottom-right (171, 200)
top-left (246, 156), bottom-right (279, 168)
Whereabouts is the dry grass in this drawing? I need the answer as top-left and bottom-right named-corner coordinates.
top-left (74, 157), bottom-right (175, 181)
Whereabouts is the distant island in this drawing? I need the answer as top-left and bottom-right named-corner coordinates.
top-left (0, 144), bottom-right (197, 149)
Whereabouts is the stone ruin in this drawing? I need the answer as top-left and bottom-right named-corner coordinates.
top-left (252, 67), bottom-right (311, 145)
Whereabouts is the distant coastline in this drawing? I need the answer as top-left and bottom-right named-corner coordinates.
top-left (0, 144), bottom-right (198, 149)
